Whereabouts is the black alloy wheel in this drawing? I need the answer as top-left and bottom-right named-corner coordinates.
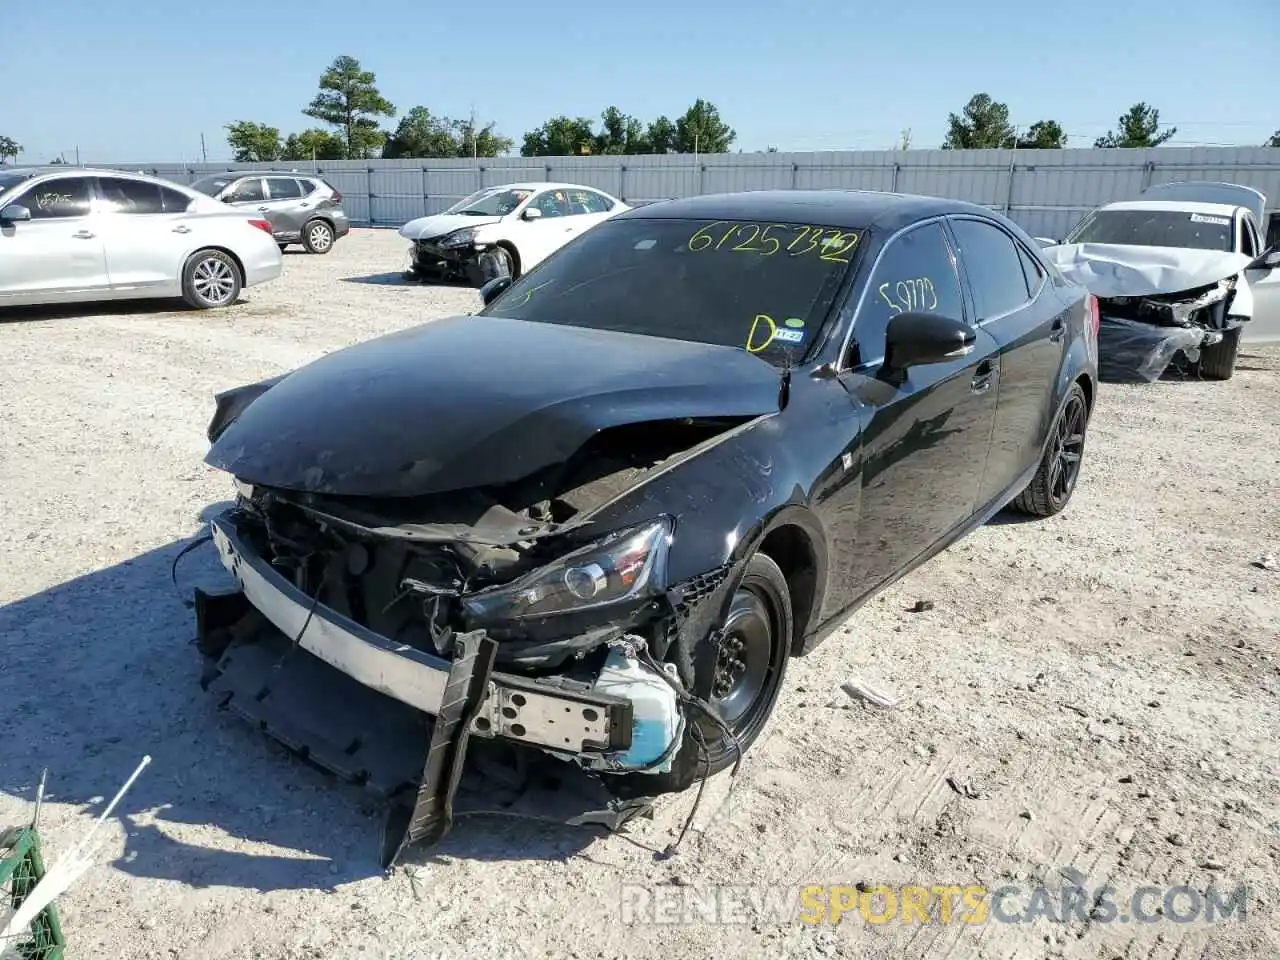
top-left (1010, 381), bottom-right (1089, 517)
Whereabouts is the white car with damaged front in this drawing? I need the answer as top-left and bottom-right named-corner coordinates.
top-left (398, 182), bottom-right (628, 285)
top-left (1044, 183), bottom-right (1280, 380)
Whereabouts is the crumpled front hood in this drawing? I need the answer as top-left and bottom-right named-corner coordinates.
top-left (1045, 243), bottom-right (1253, 298)
top-left (398, 213), bottom-right (501, 241)
top-left (205, 315), bottom-right (782, 498)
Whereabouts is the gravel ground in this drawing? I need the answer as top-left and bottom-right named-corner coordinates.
top-left (1, 229), bottom-right (1278, 960)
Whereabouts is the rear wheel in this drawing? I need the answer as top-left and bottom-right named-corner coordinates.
top-left (303, 219), bottom-right (335, 254)
top-left (1010, 382), bottom-right (1089, 517)
top-left (181, 249), bottom-right (241, 309)
top-left (1198, 327), bottom-right (1241, 380)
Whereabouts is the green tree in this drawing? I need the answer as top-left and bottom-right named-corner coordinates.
top-left (0, 136), bottom-right (22, 163)
top-left (942, 93), bottom-right (1016, 149)
top-left (382, 107), bottom-right (461, 158)
top-left (645, 116), bottom-right (676, 154)
top-left (595, 107), bottom-right (648, 155)
top-left (1093, 103), bottom-right (1175, 148)
top-left (456, 116), bottom-right (513, 158)
top-left (1016, 120), bottom-right (1067, 149)
top-left (281, 128), bottom-right (346, 161)
top-left (303, 55), bottom-right (396, 159)
top-left (521, 116), bottom-right (597, 156)
top-left (674, 99), bottom-right (735, 153)
top-left (1266, 130), bottom-right (1280, 147)
top-left (224, 121), bottom-right (282, 162)
top-left (898, 128), bottom-right (913, 151)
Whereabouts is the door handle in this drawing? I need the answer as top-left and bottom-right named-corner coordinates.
top-left (172, 225), bottom-right (191, 234)
top-left (1049, 317), bottom-right (1066, 343)
top-left (257, 206), bottom-right (270, 212)
top-left (971, 360), bottom-right (995, 393)
top-left (72, 230), bottom-right (96, 239)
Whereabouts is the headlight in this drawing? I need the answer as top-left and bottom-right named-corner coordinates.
top-left (439, 227), bottom-right (479, 249)
top-left (462, 519), bottom-right (672, 622)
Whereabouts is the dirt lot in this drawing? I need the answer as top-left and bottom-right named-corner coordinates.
top-left (1, 229), bottom-right (1278, 960)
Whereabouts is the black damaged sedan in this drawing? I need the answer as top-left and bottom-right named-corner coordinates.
top-left (195, 190), bottom-right (1097, 851)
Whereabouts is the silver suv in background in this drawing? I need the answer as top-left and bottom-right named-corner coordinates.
top-left (190, 173), bottom-right (351, 254)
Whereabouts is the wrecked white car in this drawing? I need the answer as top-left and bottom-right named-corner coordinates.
top-left (1045, 182), bottom-right (1280, 381)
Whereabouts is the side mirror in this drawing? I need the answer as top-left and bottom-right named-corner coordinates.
top-left (478, 275), bottom-right (512, 305)
top-left (0, 204), bottom-right (31, 223)
top-left (522, 207), bottom-right (542, 221)
top-left (882, 312), bottom-right (976, 374)
top-left (1247, 247), bottom-right (1280, 271)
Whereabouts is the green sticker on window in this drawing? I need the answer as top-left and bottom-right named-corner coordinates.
top-left (784, 317), bottom-right (805, 329)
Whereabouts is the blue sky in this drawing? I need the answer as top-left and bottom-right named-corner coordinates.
top-left (5, 0), bottom-right (1276, 163)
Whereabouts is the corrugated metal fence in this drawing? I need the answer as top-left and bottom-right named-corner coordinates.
top-left (97, 147), bottom-right (1280, 241)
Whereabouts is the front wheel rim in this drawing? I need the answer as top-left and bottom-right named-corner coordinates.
top-left (710, 587), bottom-right (778, 733)
top-left (192, 257), bottom-right (236, 304)
top-left (309, 224), bottom-right (333, 250)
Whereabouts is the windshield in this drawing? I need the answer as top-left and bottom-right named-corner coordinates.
top-left (190, 175), bottom-right (238, 197)
top-left (444, 187), bottom-right (533, 217)
top-left (0, 171), bottom-right (33, 196)
top-left (481, 217), bottom-right (860, 367)
top-left (1067, 209), bottom-right (1234, 252)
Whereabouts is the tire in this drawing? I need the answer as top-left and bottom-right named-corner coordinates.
top-left (626, 553), bottom-right (792, 794)
top-left (1009, 382), bottom-right (1089, 517)
top-left (1198, 327), bottom-right (1240, 380)
top-left (492, 244), bottom-right (517, 280)
top-left (181, 249), bottom-right (242, 309)
top-left (302, 219), bottom-right (335, 254)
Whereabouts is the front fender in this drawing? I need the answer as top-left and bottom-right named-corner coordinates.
top-left (585, 417), bottom-right (831, 661)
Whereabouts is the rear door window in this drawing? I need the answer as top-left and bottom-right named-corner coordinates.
top-left (266, 177), bottom-right (303, 201)
top-left (95, 177), bottom-right (165, 215)
top-left (949, 218), bottom-right (1035, 321)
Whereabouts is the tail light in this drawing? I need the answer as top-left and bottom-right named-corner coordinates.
top-left (1087, 294), bottom-right (1100, 339)
top-left (247, 218), bottom-right (273, 235)
top-left (330, 188), bottom-right (343, 204)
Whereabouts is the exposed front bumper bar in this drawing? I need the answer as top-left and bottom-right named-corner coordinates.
top-left (208, 511), bottom-right (633, 758)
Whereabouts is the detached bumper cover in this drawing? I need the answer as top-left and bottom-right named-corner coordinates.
top-left (203, 510), bottom-right (648, 864)
top-left (208, 512), bottom-right (633, 757)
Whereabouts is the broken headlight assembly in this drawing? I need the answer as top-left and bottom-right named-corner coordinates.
top-left (438, 227), bottom-right (480, 249)
top-left (462, 519), bottom-right (673, 622)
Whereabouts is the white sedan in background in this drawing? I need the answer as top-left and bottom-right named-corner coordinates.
top-left (0, 166), bottom-right (283, 310)
top-left (399, 181), bottom-right (628, 284)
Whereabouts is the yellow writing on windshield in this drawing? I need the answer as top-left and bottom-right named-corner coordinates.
top-left (688, 222), bottom-right (859, 263)
top-left (746, 313), bottom-right (806, 352)
top-left (877, 277), bottom-right (938, 315)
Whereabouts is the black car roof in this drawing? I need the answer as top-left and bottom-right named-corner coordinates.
top-left (618, 189), bottom-right (996, 233)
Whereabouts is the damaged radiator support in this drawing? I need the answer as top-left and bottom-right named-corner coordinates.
top-left (380, 631), bottom-right (496, 868)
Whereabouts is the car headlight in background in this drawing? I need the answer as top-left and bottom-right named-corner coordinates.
top-left (462, 519), bottom-right (672, 622)
top-left (438, 227), bottom-right (479, 249)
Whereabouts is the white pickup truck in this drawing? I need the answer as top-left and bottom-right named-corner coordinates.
top-left (1044, 181), bottom-right (1280, 380)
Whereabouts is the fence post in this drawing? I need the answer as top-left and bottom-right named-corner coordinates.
top-left (619, 163), bottom-right (626, 201)
top-left (1003, 149), bottom-right (1018, 215)
top-left (545, 163), bottom-right (552, 183)
top-left (791, 161), bottom-right (799, 190)
top-left (891, 161), bottom-right (899, 193)
top-left (366, 166), bottom-right (375, 226)
top-left (1140, 159), bottom-right (1156, 191)
top-left (697, 162), bottom-right (705, 196)
top-left (422, 166), bottom-right (429, 218)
